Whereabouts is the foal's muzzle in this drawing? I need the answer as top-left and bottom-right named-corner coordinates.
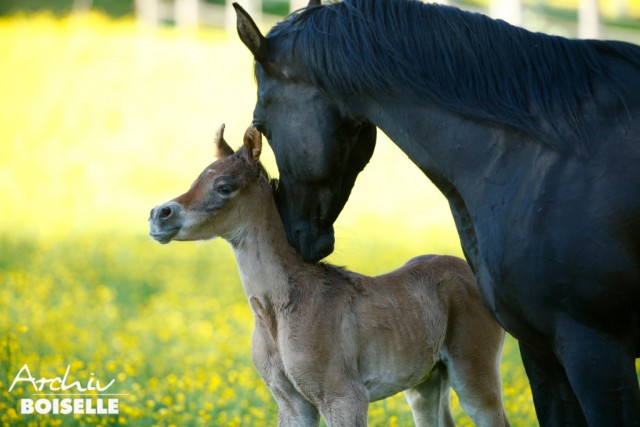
top-left (148, 202), bottom-right (183, 244)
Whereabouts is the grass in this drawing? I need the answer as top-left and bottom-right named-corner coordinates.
top-left (0, 234), bottom-right (538, 426)
top-left (0, 10), bottom-right (638, 427)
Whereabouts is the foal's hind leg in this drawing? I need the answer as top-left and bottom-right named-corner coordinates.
top-left (404, 362), bottom-right (454, 427)
top-left (446, 332), bottom-right (511, 427)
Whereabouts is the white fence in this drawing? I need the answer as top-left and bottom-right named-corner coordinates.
top-left (135, 0), bottom-right (310, 30)
top-left (134, 0), bottom-right (623, 39)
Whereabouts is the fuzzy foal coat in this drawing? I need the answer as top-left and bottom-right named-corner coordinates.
top-left (149, 127), bottom-right (509, 427)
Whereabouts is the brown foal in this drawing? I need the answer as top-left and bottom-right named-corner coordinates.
top-left (149, 125), bottom-right (510, 427)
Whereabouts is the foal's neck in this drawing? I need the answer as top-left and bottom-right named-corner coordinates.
top-left (228, 181), bottom-right (305, 301)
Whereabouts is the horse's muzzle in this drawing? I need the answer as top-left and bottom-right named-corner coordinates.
top-left (294, 225), bottom-right (335, 263)
top-left (148, 202), bottom-right (183, 244)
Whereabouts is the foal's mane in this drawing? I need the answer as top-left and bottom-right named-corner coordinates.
top-left (268, 0), bottom-right (640, 151)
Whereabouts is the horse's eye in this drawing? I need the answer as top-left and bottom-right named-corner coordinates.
top-left (217, 185), bottom-right (232, 196)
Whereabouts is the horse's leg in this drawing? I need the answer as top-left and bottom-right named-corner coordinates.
top-left (252, 331), bottom-right (320, 426)
top-left (404, 362), bottom-right (454, 427)
top-left (555, 319), bottom-right (640, 427)
top-left (317, 385), bottom-right (369, 427)
top-left (276, 398), bottom-right (319, 427)
top-left (270, 379), bottom-right (320, 427)
top-left (447, 337), bottom-right (511, 427)
top-left (518, 341), bottom-right (587, 427)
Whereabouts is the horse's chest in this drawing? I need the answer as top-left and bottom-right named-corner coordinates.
top-left (461, 189), bottom-right (639, 342)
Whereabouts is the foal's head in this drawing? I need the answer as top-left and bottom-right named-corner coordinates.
top-left (149, 125), bottom-right (267, 244)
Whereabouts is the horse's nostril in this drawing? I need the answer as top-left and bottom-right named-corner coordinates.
top-left (159, 206), bottom-right (173, 220)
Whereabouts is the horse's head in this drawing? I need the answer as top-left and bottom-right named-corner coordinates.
top-left (149, 125), bottom-right (266, 244)
top-left (234, 2), bottom-right (377, 263)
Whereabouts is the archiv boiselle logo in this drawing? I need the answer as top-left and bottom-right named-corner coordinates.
top-left (9, 363), bottom-right (124, 415)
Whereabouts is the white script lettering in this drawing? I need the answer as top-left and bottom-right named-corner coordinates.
top-left (9, 364), bottom-right (115, 393)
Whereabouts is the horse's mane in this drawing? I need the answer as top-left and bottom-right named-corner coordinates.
top-left (268, 0), bottom-right (640, 151)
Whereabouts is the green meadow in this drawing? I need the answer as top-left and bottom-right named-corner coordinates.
top-left (1, 11), bottom-right (638, 427)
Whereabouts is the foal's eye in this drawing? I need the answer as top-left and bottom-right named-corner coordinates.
top-left (217, 185), bottom-right (232, 196)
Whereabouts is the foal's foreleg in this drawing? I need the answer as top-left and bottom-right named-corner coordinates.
top-left (270, 380), bottom-right (320, 427)
top-left (317, 384), bottom-right (369, 427)
top-left (404, 362), bottom-right (454, 427)
top-left (276, 397), bottom-right (320, 427)
top-left (252, 333), bottom-right (320, 426)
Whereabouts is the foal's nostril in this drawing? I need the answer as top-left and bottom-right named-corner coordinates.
top-left (159, 206), bottom-right (173, 220)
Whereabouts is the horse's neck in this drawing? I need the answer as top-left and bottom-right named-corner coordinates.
top-left (358, 95), bottom-right (550, 273)
top-left (229, 188), bottom-right (303, 303)
top-left (369, 94), bottom-right (563, 186)
top-left (361, 99), bottom-right (498, 186)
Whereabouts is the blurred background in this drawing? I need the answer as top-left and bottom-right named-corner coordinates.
top-left (1, 1), bottom-right (639, 426)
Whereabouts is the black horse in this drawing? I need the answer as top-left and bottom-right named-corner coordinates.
top-left (233, 0), bottom-right (640, 425)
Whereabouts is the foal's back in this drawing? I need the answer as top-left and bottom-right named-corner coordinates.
top-left (286, 255), bottom-right (501, 404)
top-left (361, 255), bottom-right (508, 426)
top-left (349, 255), bottom-right (497, 398)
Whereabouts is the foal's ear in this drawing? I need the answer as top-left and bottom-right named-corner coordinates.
top-left (233, 3), bottom-right (268, 62)
top-left (243, 126), bottom-right (262, 165)
top-left (214, 124), bottom-right (234, 158)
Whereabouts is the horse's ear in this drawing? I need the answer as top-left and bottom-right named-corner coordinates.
top-left (233, 3), bottom-right (268, 62)
top-left (214, 124), bottom-right (234, 158)
top-left (243, 126), bottom-right (262, 165)
top-left (307, 0), bottom-right (321, 6)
